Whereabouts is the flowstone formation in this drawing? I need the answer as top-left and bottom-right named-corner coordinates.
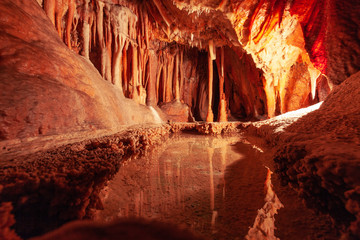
top-left (34, 0), bottom-right (359, 122)
top-left (1, 0), bottom-right (360, 239)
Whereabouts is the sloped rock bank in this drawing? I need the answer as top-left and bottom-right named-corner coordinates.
top-left (246, 71), bottom-right (360, 239)
top-left (0, 125), bottom-right (169, 238)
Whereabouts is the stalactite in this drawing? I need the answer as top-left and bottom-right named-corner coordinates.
top-left (112, 34), bottom-right (125, 91)
top-left (179, 48), bottom-right (184, 102)
top-left (206, 41), bottom-right (215, 122)
top-left (110, 6), bottom-right (130, 89)
top-left (66, 0), bottom-right (75, 49)
top-left (104, 5), bottom-right (112, 82)
top-left (144, 10), bottom-right (150, 49)
top-left (174, 51), bottom-right (180, 102)
top-left (152, 0), bottom-right (172, 27)
top-left (264, 83), bottom-right (276, 118)
top-left (55, 0), bottom-right (67, 40)
top-left (44, 0), bottom-right (56, 26)
top-left (132, 44), bottom-right (139, 102)
top-left (165, 54), bottom-right (174, 102)
top-left (137, 37), bottom-right (148, 104)
top-left (146, 51), bottom-right (158, 106)
top-left (156, 57), bottom-right (163, 104)
top-left (96, 1), bottom-right (106, 78)
top-left (122, 41), bottom-right (129, 95)
top-left (162, 63), bottom-right (167, 103)
top-left (91, 8), bottom-right (97, 51)
top-left (217, 47), bottom-right (227, 122)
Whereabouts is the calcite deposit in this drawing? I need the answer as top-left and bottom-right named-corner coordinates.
top-left (1, 0), bottom-right (360, 239)
top-left (14, 0), bottom-right (359, 124)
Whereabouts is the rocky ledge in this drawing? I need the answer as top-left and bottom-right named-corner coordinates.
top-left (244, 71), bottom-right (360, 239)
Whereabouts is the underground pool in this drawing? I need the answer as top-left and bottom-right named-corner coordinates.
top-left (94, 133), bottom-right (337, 240)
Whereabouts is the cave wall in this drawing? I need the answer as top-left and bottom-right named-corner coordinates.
top-left (34, 0), bottom-right (343, 121)
top-left (0, 0), bottom-right (159, 143)
top-left (1, 0), bottom-right (360, 142)
top-left (273, 71), bottom-right (360, 239)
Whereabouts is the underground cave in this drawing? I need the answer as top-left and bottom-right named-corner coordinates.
top-left (0, 0), bottom-right (359, 239)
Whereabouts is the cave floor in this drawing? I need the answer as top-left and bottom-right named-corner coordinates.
top-left (95, 132), bottom-right (338, 240)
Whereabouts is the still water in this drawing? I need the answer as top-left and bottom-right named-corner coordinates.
top-left (95, 133), bottom-right (268, 239)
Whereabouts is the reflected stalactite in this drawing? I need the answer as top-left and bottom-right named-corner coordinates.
top-left (96, 135), bottom-right (243, 238)
top-left (219, 141), bottom-right (227, 199)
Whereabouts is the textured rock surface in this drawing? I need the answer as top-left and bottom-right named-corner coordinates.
top-left (159, 100), bottom-right (195, 122)
top-left (0, 124), bottom-right (170, 238)
top-left (245, 71), bottom-right (360, 239)
top-left (274, 71), bottom-right (360, 238)
top-left (0, 202), bottom-right (21, 240)
top-left (31, 0), bottom-right (360, 120)
top-left (0, 0), bottom-right (158, 144)
top-left (1, 0), bottom-right (360, 239)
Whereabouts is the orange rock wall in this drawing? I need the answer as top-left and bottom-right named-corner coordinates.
top-left (0, 0), bottom-right (158, 142)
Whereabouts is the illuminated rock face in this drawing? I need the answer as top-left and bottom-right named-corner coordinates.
top-left (274, 71), bottom-right (360, 239)
top-left (0, 0), bottom-right (358, 142)
top-left (29, 0), bottom-right (360, 123)
top-left (0, 0), bottom-right (158, 142)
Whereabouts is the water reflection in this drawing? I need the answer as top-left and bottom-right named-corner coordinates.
top-left (96, 133), bottom-right (264, 239)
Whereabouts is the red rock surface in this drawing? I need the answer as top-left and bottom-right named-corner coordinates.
top-left (0, 124), bottom-right (170, 238)
top-left (245, 71), bottom-right (360, 239)
top-left (0, 0), bottom-right (360, 239)
top-left (30, 218), bottom-right (205, 240)
top-left (28, 0), bottom-right (360, 120)
top-left (0, 0), bottom-right (158, 144)
top-left (159, 100), bottom-right (195, 122)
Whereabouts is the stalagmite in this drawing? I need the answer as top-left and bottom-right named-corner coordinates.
top-left (218, 47), bottom-right (228, 122)
top-left (206, 40), bottom-right (216, 122)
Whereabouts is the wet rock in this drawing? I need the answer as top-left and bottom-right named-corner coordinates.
top-left (30, 218), bottom-right (205, 240)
